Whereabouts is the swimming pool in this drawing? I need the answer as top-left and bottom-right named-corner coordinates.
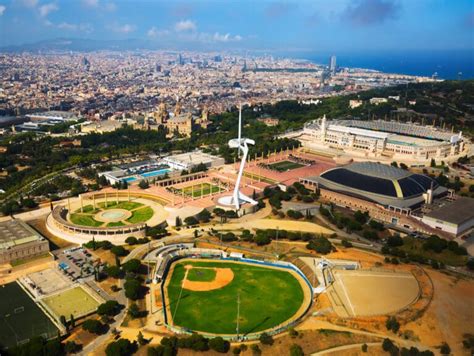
top-left (123, 176), bottom-right (138, 183)
top-left (141, 169), bottom-right (170, 178)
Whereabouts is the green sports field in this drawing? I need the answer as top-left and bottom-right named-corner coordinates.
top-left (166, 260), bottom-right (306, 335)
top-left (42, 286), bottom-right (100, 319)
top-left (177, 183), bottom-right (222, 198)
top-left (0, 282), bottom-right (58, 349)
top-left (268, 160), bottom-right (305, 172)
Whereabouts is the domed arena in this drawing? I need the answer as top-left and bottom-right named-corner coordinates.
top-left (306, 162), bottom-right (447, 209)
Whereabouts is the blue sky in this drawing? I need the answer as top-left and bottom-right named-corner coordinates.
top-left (0, 0), bottom-right (473, 51)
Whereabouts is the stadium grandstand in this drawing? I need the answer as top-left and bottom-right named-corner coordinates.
top-left (291, 117), bottom-right (467, 164)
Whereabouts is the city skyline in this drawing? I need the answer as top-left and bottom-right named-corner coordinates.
top-left (0, 0), bottom-right (473, 52)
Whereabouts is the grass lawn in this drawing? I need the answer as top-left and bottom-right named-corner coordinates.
top-left (98, 201), bottom-right (144, 210)
top-left (127, 206), bottom-right (154, 223)
top-left (243, 172), bottom-right (276, 184)
top-left (178, 183), bottom-right (222, 198)
top-left (69, 213), bottom-right (103, 227)
top-left (107, 221), bottom-right (126, 227)
top-left (268, 160), bottom-right (305, 172)
top-left (74, 205), bottom-right (99, 214)
top-left (187, 267), bottom-right (217, 282)
top-left (167, 260), bottom-right (305, 334)
top-left (42, 287), bottom-right (100, 319)
top-left (400, 236), bottom-right (468, 266)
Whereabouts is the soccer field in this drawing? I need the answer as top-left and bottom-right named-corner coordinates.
top-left (165, 260), bottom-right (308, 335)
top-left (178, 183), bottom-right (222, 198)
top-left (41, 286), bottom-right (101, 320)
top-left (268, 160), bottom-right (305, 172)
top-left (0, 282), bottom-right (58, 349)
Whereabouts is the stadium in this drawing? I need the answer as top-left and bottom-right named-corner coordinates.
top-left (302, 162), bottom-right (447, 210)
top-left (151, 244), bottom-right (313, 340)
top-left (46, 191), bottom-right (168, 245)
top-left (293, 117), bottom-right (467, 165)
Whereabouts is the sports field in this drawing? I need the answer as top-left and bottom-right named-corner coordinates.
top-left (329, 269), bottom-right (420, 317)
top-left (166, 260), bottom-right (308, 335)
top-left (267, 160), bottom-right (305, 172)
top-left (0, 282), bottom-right (58, 349)
top-left (41, 286), bottom-right (101, 319)
top-left (177, 183), bottom-right (223, 198)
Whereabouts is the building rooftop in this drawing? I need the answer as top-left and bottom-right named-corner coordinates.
top-left (424, 197), bottom-right (474, 225)
top-left (0, 220), bottom-right (44, 250)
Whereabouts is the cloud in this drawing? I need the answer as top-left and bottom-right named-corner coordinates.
top-left (147, 27), bottom-right (170, 38)
top-left (82, 0), bottom-right (115, 11)
top-left (174, 19), bottom-right (196, 32)
top-left (264, 2), bottom-right (295, 19)
top-left (57, 22), bottom-right (93, 33)
top-left (342, 0), bottom-right (400, 26)
top-left (109, 23), bottom-right (135, 34)
top-left (210, 32), bottom-right (242, 42)
top-left (0, 5), bottom-right (5, 16)
top-left (39, 3), bottom-right (58, 17)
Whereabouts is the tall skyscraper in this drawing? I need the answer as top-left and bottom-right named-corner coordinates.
top-left (329, 55), bottom-right (337, 75)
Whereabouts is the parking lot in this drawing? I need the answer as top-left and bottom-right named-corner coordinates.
top-left (53, 246), bottom-right (95, 282)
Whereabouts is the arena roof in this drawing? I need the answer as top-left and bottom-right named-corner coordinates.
top-left (304, 162), bottom-right (447, 209)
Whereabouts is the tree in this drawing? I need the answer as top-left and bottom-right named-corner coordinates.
top-left (137, 331), bottom-right (149, 346)
top-left (60, 315), bottom-right (68, 329)
top-left (105, 338), bottom-right (137, 356)
top-left (306, 236), bottom-right (334, 254)
top-left (128, 303), bottom-right (144, 319)
top-left (259, 332), bottom-right (274, 345)
top-left (208, 337), bottom-right (230, 353)
top-left (250, 344), bottom-right (261, 356)
top-left (138, 180), bottom-right (150, 189)
top-left (290, 344), bottom-right (304, 356)
top-left (175, 216), bottom-right (182, 227)
top-left (122, 259), bottom-right (142, 274)
top-left (97, 300), bottom-right (122, 316)
top-left (430, 158), bottom-right (436, 167)
top-left (382, 338), bottom-right (396, 352)
top-left (126, 236), bottom-right (138, 245)
top-left (341, 239), bottom-right (353, 248)
top-left (111, 245), bottom-right (127, 257)
top-left (184, 216), bottom-right (199, 226)
top-left (196, 209), bottom-right (211, 222)
top-left (70, 314), bottom-right (76, 328)
top-left (65, 340), bottom-right (81, 354)
top-left (361, 343), bottom-right (368, 352)
top-left (440, 343), bottom-right (451, 355)
top-left (124, 279), bottom-right (143, 300)
top-left (386, 316), bottom-right (400, 333)
top-left (82, 319), bottom-right (105, 334)
top-left (106, 265), bottom-right (122, 278)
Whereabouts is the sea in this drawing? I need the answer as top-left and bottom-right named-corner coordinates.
top-left (287, 49), bottom-right (474, 80)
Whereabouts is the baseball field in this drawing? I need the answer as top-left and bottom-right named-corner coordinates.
top-left (165, 259), bottom-right (310, 335)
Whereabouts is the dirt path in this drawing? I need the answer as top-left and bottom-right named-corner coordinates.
top-left (182, 265), bottom-right (234, 291)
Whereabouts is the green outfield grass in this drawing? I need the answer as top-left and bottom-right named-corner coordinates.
top-left (69, 213), bottom-right (103, 227)
top-left (167, 260), bottom-right (305, 335)
top-left (268, 160), bottom-right (305, 172)
top-left (127, 206), bottom-right (154, 223)
top-left (178, 183), bottom-right (222, 198)
top-left (42, 287), bottom-right (100, 319)
top-left (187, 267), bottom-right (217, 282)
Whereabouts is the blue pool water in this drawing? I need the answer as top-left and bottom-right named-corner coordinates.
top-left (123, 176), bottom-right (137, 183)
top-left (140, 169), bottom-right (170, 178)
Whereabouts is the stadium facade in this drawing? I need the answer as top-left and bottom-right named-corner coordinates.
top-left (297, 117), bottom-right (466, 164)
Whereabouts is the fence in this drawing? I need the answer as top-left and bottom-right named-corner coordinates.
top-left (159, 254), bottom-right (314, 341)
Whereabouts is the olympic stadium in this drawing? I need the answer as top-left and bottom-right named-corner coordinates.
top-left (289, 117), bottom-right (468, 165)
top-left (301, 162), bottom-right (447, 210)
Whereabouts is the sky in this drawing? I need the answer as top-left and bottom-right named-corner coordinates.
top-left (0, 0), bottom-right (473, 52)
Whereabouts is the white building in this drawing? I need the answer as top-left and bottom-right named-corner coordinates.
top-left (422, 198), bottom-right (474, 237)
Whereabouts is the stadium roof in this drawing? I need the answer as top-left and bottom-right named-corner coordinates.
top-left (0, 220), bottom-right (44, 250)
top-left (304, 162), bottom-right (447, 209)
top-left (424, 197), bottom-right (474, 225)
